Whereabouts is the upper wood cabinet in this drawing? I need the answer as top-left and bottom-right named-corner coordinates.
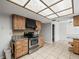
top-left (73, 15), bottom-right (79, 26)
top-left (36, 21), bottom-right (42, 31)
top-left (12, 15), bottom-right (25, 30)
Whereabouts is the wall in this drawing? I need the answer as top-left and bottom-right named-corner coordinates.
top-left (0, 14), bottom-right (12, 57)
top-left (40, 23), bottom-right (52, 43)
top-left (55, 18), bottom-right (79, 41)
top-left (53, 22), bottom-right (60, 41)
top-left (54, 19), bottom-right (73, 41)
top-left (41, 18), bottom-right (79, 43)
top-left (59, 21), bottom-right (67, 41)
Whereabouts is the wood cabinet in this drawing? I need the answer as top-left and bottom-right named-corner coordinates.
top-left (73, 39), bottom-right (79, 54)
top-left (73, 15), bottom-right (79, 26)
top-left (12, 15), bottom-right (25, 30)
top-left (69, 39), bottom-right (79, 54)
top-left (38, 35), bottom-right (45, 47)
top-left (11, 38), bottom-right (28, 59)
top-left (12, 15), bottom-right (42, 31)
top-left (36, 21), bottom-right (42, 31)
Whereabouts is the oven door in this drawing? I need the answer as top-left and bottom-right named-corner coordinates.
top-left (31, 38), bottom-right (38, 46)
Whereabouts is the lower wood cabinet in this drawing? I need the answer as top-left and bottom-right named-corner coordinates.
top-left (11, 38), bottom-right (28, 59)
top-left (73, 39), bottom-right (79, 54)
top-left (38, 35), bottom-right (45, 47)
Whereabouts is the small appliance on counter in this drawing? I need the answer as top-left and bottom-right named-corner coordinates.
top-left (24, 32), bottom-right (34, 38)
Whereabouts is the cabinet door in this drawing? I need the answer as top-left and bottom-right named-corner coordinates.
top-left (17, 16), bottom-right (25, 30)
top-left (36, 21), bottom-right (42, 31)
top-left (38, 36), bottom-right (44, 47)
top-left (12, 15), bottom-right (19, 30)
top-left (74, 16), bottom-right (79, 26)
top-left (12, 15), bottom-right (25, 30)
top-left (22, 47), bottom-right (28, 55)
top-left (73, 39), bottom-right (79, 54)
top-left (15, 48), bottom-right (23, 59)
top-left (14, 39), bottom-right (28, 59)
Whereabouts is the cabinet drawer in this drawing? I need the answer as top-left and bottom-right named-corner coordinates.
top-left (22, 47), bottom-right (28, 55)
top-left (22, 47), bottom-right (28, 51)
top-left (22, 40), bottom-right (28, 46)
top-left (15, 52), bottom-right (23, 58)
top-left (15, 40), bottom-right (22, 45)
top-left (22, 50), bottom-right (28, 55)
top-left (22, 40), bottom-right (28, 43)
top-left (22, 43), bottom-right (28, 47)
top-left (15, 45), bottom-right (22, 49)
top-left (73, 48), bottom-right (79, 54)
top-left (15, 48), bottom-right (22, 53)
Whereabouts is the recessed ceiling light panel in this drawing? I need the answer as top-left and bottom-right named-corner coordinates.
top-left (50, 0), bottom-right (72, 12)
top-left (47, 14), bottom-right (58, 19)
top-left (9, 0), bottom-right (29, 6)
top-left (41, 0), bottom-right (62, 6)
top-left (8, 0), bottom-right (73, 20)
top-left (39, 9), bottom-right (54, 16)
top-left (57, 8), bottom-right (72, 16)
top-left (25, 0), bottom-right (46, 12)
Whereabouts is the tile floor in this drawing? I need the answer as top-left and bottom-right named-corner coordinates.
top-left (19, 40), bottom-right (79, 59)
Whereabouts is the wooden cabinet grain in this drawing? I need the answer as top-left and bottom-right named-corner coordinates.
top-left (11, 39), bottom-right (28, 59)
top-left (12, 15), bottom-right (25, 30)
top-left (73, 39), bottom-right (79, 54)
top-left (36, 21), bottom-right (42, 31)
top-left (38, 35), bottom-right (45, 47)
top-left (73, 15), bottom-right (79, 26)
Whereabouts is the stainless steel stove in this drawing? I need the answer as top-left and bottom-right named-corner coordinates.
top-left (28, 37), bottom-right (39, 54)
top-left (24, 32), bottom-right (39, 54)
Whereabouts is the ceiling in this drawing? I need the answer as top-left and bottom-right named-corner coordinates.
top-left (0, 0), bottom-right (79, 23)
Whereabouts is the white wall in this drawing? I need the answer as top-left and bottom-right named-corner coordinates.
top-left (41, 18), bottom-right (79, 43)
top-left (59, 21), bottom-right (67, 40)
top-left (53, 22), bottom-right (60, 41)
top-left (55, 19), bottom-right (73, 41)
top-left (40, 23), bottom-right (52, 43)
top-left (55, 18), bottom-right (79, 41)
top-left (0, 14), bottom-right (12, 57)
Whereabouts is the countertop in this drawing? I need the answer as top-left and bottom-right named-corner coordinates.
top-left (11, 35), bottom-right (28, 42)
top-left (67, 34), bottom-right (79, 39)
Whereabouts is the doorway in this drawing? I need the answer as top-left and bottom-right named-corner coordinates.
top-left (52, 24), bottom-right (55, 42)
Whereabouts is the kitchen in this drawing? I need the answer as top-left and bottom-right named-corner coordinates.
top-left (0, 0), bottom-right (79, 59)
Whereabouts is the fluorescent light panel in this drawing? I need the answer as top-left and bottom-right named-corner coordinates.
top-left (57, 8), bottom-right (72, 16)
top-left (25, 0), bottom-right (46, 12)
top-left (8, 0), bottom-right (73, 19)
top-left (39, 9), bottom-right (54, 16)
top-left (47, 14), bottom-right (58, 19)
top-left (41, 0), bottom-right (62, 6)
top-left (50, 0), bottom-right (72, 12)
top-left (10, 0), bottom-right (29, 6)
